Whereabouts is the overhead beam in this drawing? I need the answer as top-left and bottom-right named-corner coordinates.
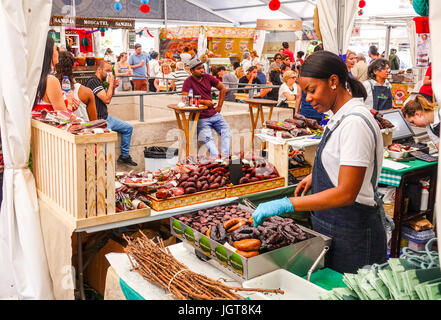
top-left (184, 0), bottom-right (240, 26)
top-left (257, 0), bottom-right (303, 20)
top-left (240, 17), bottom-right (313, 26)
top-left (213, 0), bottom-right (308, 12)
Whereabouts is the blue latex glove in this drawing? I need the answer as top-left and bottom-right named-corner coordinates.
top-left (252, 197), bottom-right (294, 227)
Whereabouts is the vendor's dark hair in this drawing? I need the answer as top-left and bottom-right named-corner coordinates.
top-left (297, 51), bottom-right (304, 58)
top-left (151, 51), bottom-right (159, 59)
top-left (282, 42), bottom-right (289, 49)
top-left (300, 50), bottom-right (367, 99)
top-left (34, 34), bottom-right (55, 107)
top-left (368, 58), bottom-right (390, 80)
top-left (55, 51), bottom-right (75, 90)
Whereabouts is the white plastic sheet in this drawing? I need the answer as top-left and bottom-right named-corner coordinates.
top-left (316, 0), bottom-right (358, 55)
top-left (0, 0), bottom-right (54, 299)
top-left (429, 1), bottom-right (441, 262)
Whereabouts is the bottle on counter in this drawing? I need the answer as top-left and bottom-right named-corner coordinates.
top-left (188, 88), bottom-right (194, 106)
top-left (420, 181), bottom-right (429, 211)
top-left (61, 76), bottom-right (74, 111)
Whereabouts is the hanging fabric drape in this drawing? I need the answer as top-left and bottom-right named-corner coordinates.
top-left (92, 30), bottom-right (101, 56)
top-left (254, 30), bottom-right (266, 58)
top-left (406, 19), bottom-right (417, 68)
top-left (316, 0), bottom-right (358, 55)
top-left (121, 29), bottom-right (129, 53)
top-left (197, 27), bottom-right (208, 58)
top-left (429, 0), bottom-right (441, 262)
top-left (0, 0), bottom-right (54, 299)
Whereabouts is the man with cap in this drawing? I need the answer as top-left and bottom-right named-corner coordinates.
top-left (182, 59), bottom-right (230, 158)
top-left (129, 43), bottom-right (149, 91)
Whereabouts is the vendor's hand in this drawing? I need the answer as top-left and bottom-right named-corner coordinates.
top-left (215, 105), bottom-right (222, 113)
top-left (71, 97), bottom-right (80, 111)
top-left (139, 60), bottom-right (145, 67)
top-left (114, 79), bottom-right (120, 87)
top-left (252, 197), bottom-right (294, 227)
top-left (294, 174), bottom-right (312, 197)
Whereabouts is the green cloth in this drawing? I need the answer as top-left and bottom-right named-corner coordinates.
top-left (119, 278), bottom-right (145, 300)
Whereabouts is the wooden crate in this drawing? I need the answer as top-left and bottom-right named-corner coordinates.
top-left (289, 165), bottom-right (312, 178)
top-left (31, 119), bottom-right (150, 229)
top-left (225, 176), bottom-right (285, 198)
top-left (147, 188), bottom-right (226, 212)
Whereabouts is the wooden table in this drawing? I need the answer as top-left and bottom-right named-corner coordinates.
top-left (245, 98), bottom-right (278, 151)
top-left (167, 104), bottom-right (207, 159)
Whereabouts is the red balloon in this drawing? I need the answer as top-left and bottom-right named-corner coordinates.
top-left (359, 0), bottom-right (366, 8)
top-left (140, 4), bottom-right (150, 13)
top-left (269, 0), bottom-right (281, 11)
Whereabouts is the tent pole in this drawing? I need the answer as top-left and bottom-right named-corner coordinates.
top-left (385, 25), bottom-right (392, 60)
top-left (164, 0), bottom-right (168, 32)
top-left (337, 0), bottom-right (345, 55)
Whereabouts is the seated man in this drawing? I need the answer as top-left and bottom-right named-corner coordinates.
top-left (238, 66), bottom-right (271, 98)
top-left (86, 61), bottom-right (137, 166)
top-left (181, 59), bottom-right (230, 158)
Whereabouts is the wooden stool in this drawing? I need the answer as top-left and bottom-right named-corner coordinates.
top-left (167, 104), bottom-right (207, 160)
top-left (244, 98), bottom-right (278, 151)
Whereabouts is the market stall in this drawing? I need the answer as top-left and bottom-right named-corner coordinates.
top-left (49, 15), bottom-right (135, 84)
top-left (159, 26), bottom-right (200, 60)
top-left (206, 26), bottom-right (255, 60)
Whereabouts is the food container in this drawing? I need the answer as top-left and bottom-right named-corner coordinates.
top-left (242, 269), bottom-right (327, 300)
top-left (76, 56), bottom-right (86, 66)
top-left (388, 150), bottom-right (406, 159)
top-left (94, 57), bottom-right (104, 65)
top-left (171, 205), bottom-right (331, 282)
top-left (225, 176), bottom-right (285, 198)
top-left (147, 187), bottom-right (226, 211)
top-left (86, 57), bottom-right (96, 66)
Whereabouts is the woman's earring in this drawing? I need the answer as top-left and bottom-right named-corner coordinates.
top-left (331, 85), bottom-right (337, 90)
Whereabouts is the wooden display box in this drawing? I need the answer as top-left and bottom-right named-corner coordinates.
top-left (147, 188), bottom-right (227, 212)
top-left (225, 176), bottom-right (285, 198)
top-left (31, 119), bottom-right (150, 229)
top-left (289, 165), bottom-right (312, 178)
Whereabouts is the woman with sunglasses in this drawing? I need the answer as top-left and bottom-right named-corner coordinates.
top-left (363, 58), bottom-right (393, 110)
top-left (269, 53), bottom-right (283, 72)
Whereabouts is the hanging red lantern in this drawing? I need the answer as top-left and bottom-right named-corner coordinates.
top-left (358, 0), bottom-right (366, 8)
top-left (140, 4), bottom-right (150, 13)
top-left (269, 0), bottom-right (281, 11)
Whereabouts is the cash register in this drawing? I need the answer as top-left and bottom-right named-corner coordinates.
top-left (381, 109), bottom-right (437, 161)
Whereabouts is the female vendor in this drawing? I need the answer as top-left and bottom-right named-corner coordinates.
top-left (252, 51), bottom-right (387, 274)
top-left (403, 94), bottom-right (440, 149)
top-left (363, 58), bottom-right (393, 110)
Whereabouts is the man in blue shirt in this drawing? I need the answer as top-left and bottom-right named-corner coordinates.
top-left (256, 63), bottom-right (267, 85)
top-left (128, 43), bottom-right (149, 91)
